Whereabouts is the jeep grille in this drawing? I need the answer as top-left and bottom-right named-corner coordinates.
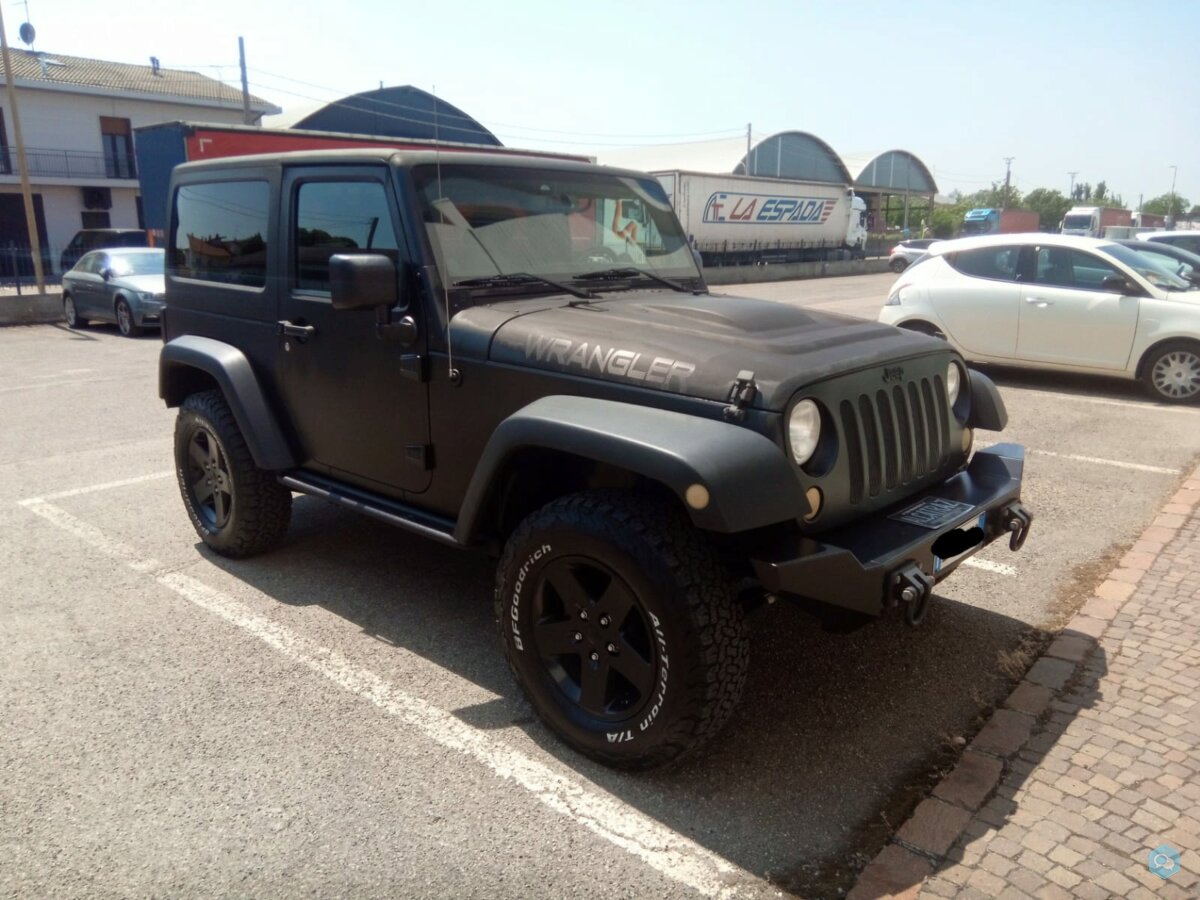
top-left (838, 376), bottom-right (951, 504)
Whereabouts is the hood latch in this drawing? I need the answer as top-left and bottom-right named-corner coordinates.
top-left (723, 370), bottom-right (757, 422)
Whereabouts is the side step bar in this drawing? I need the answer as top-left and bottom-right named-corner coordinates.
top-left (279, 473), bottom-right (462, 548)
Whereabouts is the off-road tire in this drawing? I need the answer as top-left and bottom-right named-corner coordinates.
top-left (495, 490), bottom-right (748, 769)
top-left (63, 294), bottom-right (87, 329)
top-left (115, 297), bottom-right (143, 337)
top-left (1141, 340), bottom-right (1200, 404)
top-left (174, 389), bottom-right (291, 557)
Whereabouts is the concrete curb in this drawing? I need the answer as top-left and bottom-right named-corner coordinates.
top-left (0, 293), bottom-right (64, 327)
top-left (702, 257), bottom-right (892, 285)
top-left (847, 463), bottom-right (1200, 900)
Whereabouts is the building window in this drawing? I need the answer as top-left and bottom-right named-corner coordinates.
top-left (100, 116), bottom-right (136, 179)
top-left (81, 211), bottom-right (111, 229)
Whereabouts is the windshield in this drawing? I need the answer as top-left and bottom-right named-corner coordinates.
top-left (412, 164), bottom-right (698, 291)
top-left (1062, 215), bottom-right (1093, 230)
top-left (108, 250), bottom-right (164, 277)
top-left (959, 220), bottom-right (992, 236)
top-left (1100, 243), bottom-right (1192, 291)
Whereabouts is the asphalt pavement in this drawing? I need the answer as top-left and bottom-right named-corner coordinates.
top-left (3, 287), bottom-right (1198, 897)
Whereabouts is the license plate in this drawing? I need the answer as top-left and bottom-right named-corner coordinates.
top-left (934, 513), bottom-right (988, 573)
top-left (890, 497), bottom-right (976, 530)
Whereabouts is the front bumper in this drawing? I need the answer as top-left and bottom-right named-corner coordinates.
top-left (750, 443), bottom-right (1030, 618)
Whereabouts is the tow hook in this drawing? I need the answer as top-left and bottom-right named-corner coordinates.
top-left (890, 562), bottom-right (934, 627)
top-left (1000, 502), bottom-right (1033, 551)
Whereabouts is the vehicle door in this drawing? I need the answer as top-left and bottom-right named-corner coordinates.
top-left (930, 245), bottom-right (1023, 359)
top-left (1017, 245), bottom-right (1139, 370)
top-left (70, 252), bottom-right (105, 315)
top-left (275, 166), bottom-right (431, 494)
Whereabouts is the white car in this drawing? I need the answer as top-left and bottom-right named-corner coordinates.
top-left (1137, 230), bottom-right (1200, 256)
top-left (878, 234), bottom-right (1200, 403)
top-left (887, 238), bottom-right (942, 272)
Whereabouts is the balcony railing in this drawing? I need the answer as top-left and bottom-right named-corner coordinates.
top-left (0, 146), bottom-right (137, 180)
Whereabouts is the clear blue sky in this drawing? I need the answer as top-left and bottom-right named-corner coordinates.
top-left (7, 0), bottom-right (1198, 206)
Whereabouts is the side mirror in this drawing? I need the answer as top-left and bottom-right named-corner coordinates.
top-left (329, 253), bottom-right (401, 311)
top-left (100, 268), bottom-right (113, 281)
top-left (1100, 273), bottom-right (1137, 295)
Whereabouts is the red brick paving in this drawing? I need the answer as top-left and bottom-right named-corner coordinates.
top-left (850, 461), bottom-right (1200, 899)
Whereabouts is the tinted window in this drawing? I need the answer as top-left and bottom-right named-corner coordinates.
top-left (1156, 235), bottom-right (1200, 255)
top-left (1034, 247), bottom-right (1118, 290)
top-left (294, 181), bottom-right (399, 292)
top-left (946, 246), bottom-right (1020, 281)
top-left (170, 181), bottom-right (269, 287)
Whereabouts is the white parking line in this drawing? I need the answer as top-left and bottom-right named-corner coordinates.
top-left (27, 471), bottom-right (174, 503)
top-left (1000, 387), bottom-right (1200, 416)
top-left (975, 441), bottom-right (1179, 475)
top-left (17, 494), bottom-right (759, 899)
top-left (962, 558), bottom-right (1018, 577)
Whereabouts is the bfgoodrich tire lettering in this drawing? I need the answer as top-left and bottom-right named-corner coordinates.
top-left (495, 490), bottom-right (748, 769)
top-left (174, 389), bottom-right (292, 557)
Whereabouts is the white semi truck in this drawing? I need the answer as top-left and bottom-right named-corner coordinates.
top-left (653, 170), bottom-right (867, 265)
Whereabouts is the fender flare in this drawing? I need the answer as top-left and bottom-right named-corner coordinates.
top-left (159, 335), bottom-right (296, 470)
top-left (454, 395), bottom-right (808, 543)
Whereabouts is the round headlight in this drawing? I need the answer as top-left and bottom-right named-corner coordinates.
top-left (788, 399), bottom-right (821, 465)
top-left (946, 362), bottom-right (962, 406)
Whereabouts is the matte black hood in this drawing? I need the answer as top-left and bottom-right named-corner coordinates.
top-left (455, 289), bottom-right (950, 410)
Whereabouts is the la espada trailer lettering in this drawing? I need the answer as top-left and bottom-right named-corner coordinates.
top-left (703, 192), bottom-right (837, 226)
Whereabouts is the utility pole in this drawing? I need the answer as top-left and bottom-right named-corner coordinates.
top-left (238, 37), bottom-right (253, 125)
top-left (0, 3), bottom-right (45, 292)
top-left (1068, 171), bottom-right (1078, 199)
top-left (1168, 165), bottom-right (1178, 222)
top-left (1002, 157), bottom-right (1014, 209)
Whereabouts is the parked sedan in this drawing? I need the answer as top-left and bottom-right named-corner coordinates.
top-left (1137, 230), bottom-right (1200, 256)
top-left (1118, 239), bottom-right (1200, 287)
top-left (888, 238), bottom-right (941, 272)
top-left (878, 234), bottom-right (1200, 403)
top-left (62, 248), bottom-right (165, 337)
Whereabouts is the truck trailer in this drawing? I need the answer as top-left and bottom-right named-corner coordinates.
top-left (134, 121), bottom-right (588, 235)
top-left (959, 208), bottom-right (1040, 236)
top-left (652, 170), bottom-right (867, 265)
top-left (1059, 206), bottom-right (1131, 238)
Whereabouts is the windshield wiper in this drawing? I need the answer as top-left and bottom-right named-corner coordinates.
top-left (454, 272), bottom-right (595, 300)
top-left (572, 266), bottom-right (690, 293)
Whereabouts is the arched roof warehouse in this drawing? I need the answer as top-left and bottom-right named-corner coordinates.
top-left (734, 131), bottom-right (852, 184)
top-left (852, 150), bottom-right (938, 194)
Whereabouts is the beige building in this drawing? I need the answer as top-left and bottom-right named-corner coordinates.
top-left (1, 49), bottom-right (278, 275)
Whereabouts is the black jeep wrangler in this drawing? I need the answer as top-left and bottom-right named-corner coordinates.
top-left (160, 148), bottom-right (1032, 769)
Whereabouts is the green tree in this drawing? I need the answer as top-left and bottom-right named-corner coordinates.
top-left (1142, 192), bottom-right (1192, 216)
top-left (1023, 188), bottom-right (1072, 231)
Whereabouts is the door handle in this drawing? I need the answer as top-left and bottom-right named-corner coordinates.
top-left (277, 320), bottom-right (316, 338)
top-left (1024, 297), bottom-right (1054, 307)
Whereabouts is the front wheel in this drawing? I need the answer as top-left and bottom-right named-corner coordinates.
top-left (1142, 341), bottom-right (1200, 404)
top-left (495, 491), bottom-right (748, 769)
top-left (174, 390), bottom-right (292, 557)
top-left (115, 298), bottom-right (143, 337)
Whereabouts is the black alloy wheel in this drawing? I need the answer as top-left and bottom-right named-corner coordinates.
top-left (184, 424), bottom-right (233, 530)
top-left (531, 555), bottom-right (657, 721)
top-left (495, 491), bottom-right (748, 769)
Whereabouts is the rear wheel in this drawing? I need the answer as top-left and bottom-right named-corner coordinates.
top-left (63, 294), bottom-right (87, 329)
top-left (495, 491), bottom-right (748, 769)
top-left (889, 257), bottom-right (908, 273)
top-left (1142, 341), bottom-right (1200, 404)
top-left (174, 390), bottom-right (292, 557)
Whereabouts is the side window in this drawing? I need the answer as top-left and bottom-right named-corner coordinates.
top-left (294, 180), bottom-right (399, 292)
top-left (1034, 247), bottom-right (1118, 290)
top-left (946, 246), bottom-right (1020, 281)
top-left (170, 181), bottom-right (270, 288)
top-left (75, 252), bottom-right (96, 273)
